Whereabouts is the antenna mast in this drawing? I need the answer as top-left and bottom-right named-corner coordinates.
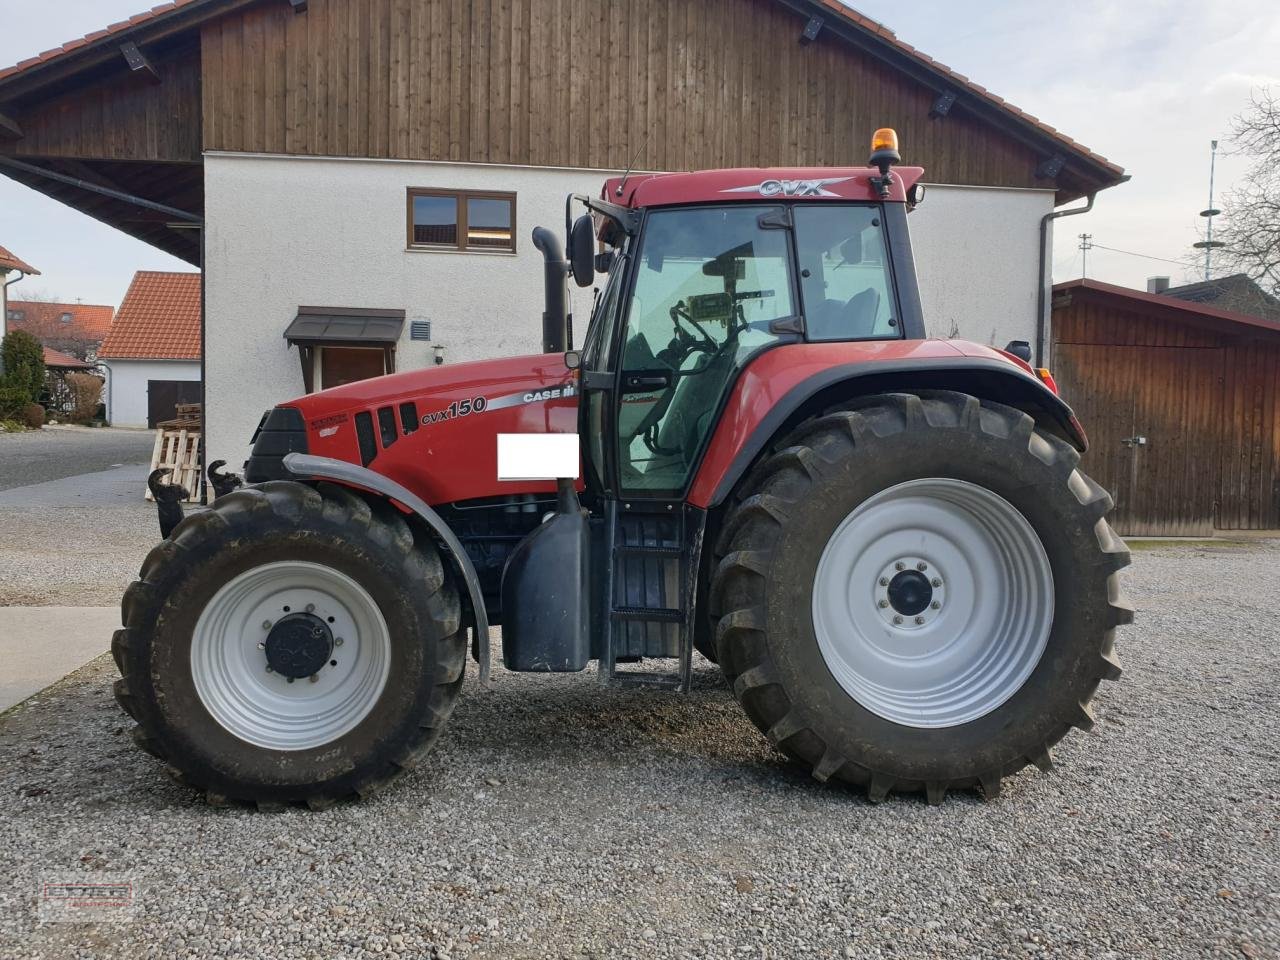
top-left (1193, 139), bottom-right (1225, 281)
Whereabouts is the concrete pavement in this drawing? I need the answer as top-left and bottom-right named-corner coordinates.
top-left (0, 425), bottom-right (155, 491)
top-left (0, 463), bottom-right (158, 606)
top-left (0, 455), bottom-right (156, 709)
top-left (0, 606), bottom-right (118, 712)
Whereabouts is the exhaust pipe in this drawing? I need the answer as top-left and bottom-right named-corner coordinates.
top-left (532, 226), bottom-right (568, 354)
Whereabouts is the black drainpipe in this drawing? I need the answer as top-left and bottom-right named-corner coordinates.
top-left (1036, 192), bottom-right (1095, 368)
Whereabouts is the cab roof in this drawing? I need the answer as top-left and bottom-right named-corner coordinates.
top-left (604, 166), bottom-right (925, 209)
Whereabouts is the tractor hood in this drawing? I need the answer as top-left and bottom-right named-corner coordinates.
top-left (293, 352), bottom-right (574, 414)
top-left (253, 352), bottom-right (580, 506)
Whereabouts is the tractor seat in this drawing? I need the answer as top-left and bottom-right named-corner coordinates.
top-left (807, 287), bottom-right (881, 340)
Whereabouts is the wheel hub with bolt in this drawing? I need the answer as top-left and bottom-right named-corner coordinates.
top-left (875, 556), bottom-right (945, 629)
top-left (263, 613), bottom-right (335, 680)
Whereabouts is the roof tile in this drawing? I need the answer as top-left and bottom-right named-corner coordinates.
top-left (98, 271), bottom-right (201, 360)
top-left (0, 244), bottom-right (40, 275)
top-left (42, 346), bottom-right (93, 369)
top-left (7, 299), bottom-right (114, 342)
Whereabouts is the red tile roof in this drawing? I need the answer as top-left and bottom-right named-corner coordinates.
top-left (0, 0), bottom-right (1124, 184)
top-left (99, 271), bottom-right (202, 360)
top-left (0, 244), bottom-right (40, 275)
top-left (7, 300), bottom-right (114, 343)
top-left (42, 346), bottom-right (94, 369)
top-left (0, 1), bottom-right (202, 82)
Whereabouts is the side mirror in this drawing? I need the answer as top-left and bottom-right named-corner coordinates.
top-left (569, 215), bottom-right (596, 288)
top-left (1004, 340), bottom-right (1033, 363)
top-left (563, 350), bottom-right (582, 371)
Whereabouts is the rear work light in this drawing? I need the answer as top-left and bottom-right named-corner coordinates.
top-left (1036, 367), bottom-right (1060, 396)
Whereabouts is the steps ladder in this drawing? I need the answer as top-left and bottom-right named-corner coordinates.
top-left (598, 500), bottom-right (704, 691)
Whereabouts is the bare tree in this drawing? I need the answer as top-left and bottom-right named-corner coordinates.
top-left (1216, 89), bottom-right (1280, 296)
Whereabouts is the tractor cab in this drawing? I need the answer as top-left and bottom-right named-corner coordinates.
top-left (569, 154), bottom-right (926, 502)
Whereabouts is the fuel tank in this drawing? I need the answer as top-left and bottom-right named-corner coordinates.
top-left (260, 353), bottom-right (579, 506)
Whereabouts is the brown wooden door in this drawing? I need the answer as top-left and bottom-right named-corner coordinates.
top-left (1053, 345), bottom-right (1139, 532)
top-left (1054, 344), bottom-right (1224, 536)
top-left (320, 347), bottom-right (386, 389)
top-left (146, 379), bottom-right (202, 429)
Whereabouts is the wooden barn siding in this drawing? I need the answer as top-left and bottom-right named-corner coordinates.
top-left (7, 47), bottom-right (203, 162)
top-left (1220, 342), bottom-right (1280, 529)
top-left (199, 0), bottom-right (1047, 184)
top-left (1053, 298), bottom-right (1280, 533)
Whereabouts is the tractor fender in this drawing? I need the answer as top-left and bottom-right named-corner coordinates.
top-left (692, 356), bottom-right (1086, 510)
top-left (282, 452), bottom-right (492, 685)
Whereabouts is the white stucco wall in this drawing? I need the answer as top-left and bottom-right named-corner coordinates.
top-left (908, 183), bottom-right (1054, 348)
top-left (102, 358), bottom-right (201, 427)
top-left (205, 153), bottom-right (1054, 467)
top-left (205, 153), bottom-right (613, 466)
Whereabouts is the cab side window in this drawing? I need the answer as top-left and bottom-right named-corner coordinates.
top-left (794, 205), bottom-right (899, 341)
top-left (618, 205), bottom-right (794, 495)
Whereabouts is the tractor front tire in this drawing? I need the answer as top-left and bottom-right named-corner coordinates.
top-left (710, 391), bottom-right (1132, 803)
top-left (113, 480), bottom-right (466, 809)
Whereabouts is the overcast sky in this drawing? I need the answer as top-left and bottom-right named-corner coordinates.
top-left (1, 0), bottom-right (1278, 308)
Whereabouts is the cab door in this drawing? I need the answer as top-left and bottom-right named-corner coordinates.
top-left (576, 249), bottom-right (629, 499)
top-left (613, 205), bottom-right (798, 499)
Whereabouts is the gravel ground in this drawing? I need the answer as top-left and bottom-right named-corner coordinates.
top-left (0, 427), bottom-right (155, 492)
top-left (0, 541), bottom-right (1277, 959)
top-left (0, 464), bottom-right (160, 607)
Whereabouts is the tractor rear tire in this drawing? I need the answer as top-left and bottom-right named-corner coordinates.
top-left (112, 480), bottom-right (466, 809)
top-left (710, 391), bottom-right (1132, 803)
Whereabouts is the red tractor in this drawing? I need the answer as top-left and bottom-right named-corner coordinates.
top-left (115, 130), bottom-right (1132, 808)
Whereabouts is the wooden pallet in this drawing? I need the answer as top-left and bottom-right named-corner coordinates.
top-left (146, 425), bottom-right (201, 503)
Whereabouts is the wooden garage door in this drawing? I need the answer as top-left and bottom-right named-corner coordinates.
top-left (147, 379), bottom-right (202, 429)
top-left (1053, 344), bottom-right (1225, 536)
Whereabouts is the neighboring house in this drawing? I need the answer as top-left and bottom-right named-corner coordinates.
top-left (1052, 278), bottom-right (1280, 537)
top-left (0, 244), bottom-right (39, 349)
top-left (1155, 273), bottom-right (1280, 325)
top-left (41, 346), bottom-right (96, 417)
top-left (6, 299), bottom-right (115, 361)
top-left (0, 0), bottom-right (1126, 467)
top-left (98, 271), bottom-right (202, 428)
top-left (42, 346), bottom-right (92, 370)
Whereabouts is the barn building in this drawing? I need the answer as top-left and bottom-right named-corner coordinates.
top-left (0, 0), bottom-right (1126, 467)
top-left (1053, 277), bottom-right (1280, 536)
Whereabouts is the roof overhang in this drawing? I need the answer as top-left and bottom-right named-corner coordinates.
top-left (776, 0), bottom-right (1126, 202)
top-left (284, 307), bottom-right (406, 347)
top-left (0, 246), bottom-right (39, 275)
top-left (0, 0), bottom-right (1126, 208)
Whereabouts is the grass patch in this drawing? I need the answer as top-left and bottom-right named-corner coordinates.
top-left (1125, 538), bottom-right (1259, 551)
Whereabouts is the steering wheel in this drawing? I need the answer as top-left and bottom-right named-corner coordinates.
top-left (669, 301), bottom-right (719, 351)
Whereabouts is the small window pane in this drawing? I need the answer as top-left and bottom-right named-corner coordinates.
top-left (467, 197), bottom-right (513, 249)
top-left (794, 205), bottom-right (898, 341)
top-left (412, 194), bottom-right (458, 246)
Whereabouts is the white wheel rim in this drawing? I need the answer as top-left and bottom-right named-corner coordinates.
top-left (191, 561), bottom-right (391, 751)
top-left (811, 478), bottom-right (1054, 728)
